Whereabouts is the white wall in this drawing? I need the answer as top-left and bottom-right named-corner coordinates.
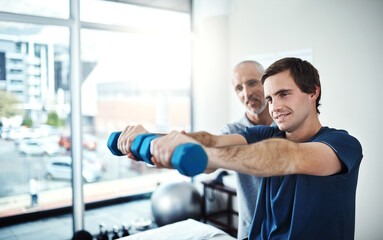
top-left (192, 0), bottom-right (231, 134)
top-left (192, 0), bottom-right (383, 238)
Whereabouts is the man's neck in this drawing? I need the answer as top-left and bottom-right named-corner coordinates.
top-left (246, 109), bottom-right (273, 126)
top-left (286, 116), bottom-right (322, 142)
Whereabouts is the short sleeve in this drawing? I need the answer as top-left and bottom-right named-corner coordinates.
top-left (315, 130), bottom-right (363, 173)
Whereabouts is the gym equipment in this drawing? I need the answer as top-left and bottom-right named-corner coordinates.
top-left (107, 132), bottom-right (208, 177)
top-left (151, 181), bottom-right (202, 226)
top-left (131, 217), bottom-right (152, 230)
top-left (121, 224), bottom-right (130, 237)
top-left (139, 134), bottom-right (160, 164)
top-left (212, 170), bottom-right (229, 185)
top-left (94, 224), bottom-right (132, 240)
top-left (111, 226), bottom-right (120, 240)
top-left (71, 230), bottom-right (93, 240)
top-left (96, 224), bottom-right (108, 240)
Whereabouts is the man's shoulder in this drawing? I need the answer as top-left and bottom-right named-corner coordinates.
top-left (314, 127), bottom-right (359, 142)
top-left (221, 115), bottom-right (254, 134)
top-left (311, 127), bottom-right (362, 150)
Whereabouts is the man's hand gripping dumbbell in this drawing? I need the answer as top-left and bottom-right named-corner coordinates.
top-left (107, 125), bottom-right (208, 177)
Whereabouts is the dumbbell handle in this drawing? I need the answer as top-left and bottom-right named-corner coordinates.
top-left (107, 132), bottom-right (208, 177)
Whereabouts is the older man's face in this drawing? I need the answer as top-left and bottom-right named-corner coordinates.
top-left (233, 63), bottom-right (267, 115)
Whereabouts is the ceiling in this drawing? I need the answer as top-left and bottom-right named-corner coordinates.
top-left (106, 0), bottom-right (191, 13)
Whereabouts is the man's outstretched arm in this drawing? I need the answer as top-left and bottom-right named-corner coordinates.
top-left (205, 138), bottom-right (343, 177)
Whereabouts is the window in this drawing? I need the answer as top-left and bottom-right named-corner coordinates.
top-left (0, 21), bottom-right (70, 218)
top-left (0, 0), bottom-right (191, 223)
top-left (79, 3), bottom-right (191, 204)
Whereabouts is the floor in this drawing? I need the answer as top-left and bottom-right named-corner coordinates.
top-left (0, 199), bottom-right (154, 240)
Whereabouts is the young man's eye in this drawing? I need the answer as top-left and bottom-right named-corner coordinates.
top-left (280, 92), bottom-right (289, 97)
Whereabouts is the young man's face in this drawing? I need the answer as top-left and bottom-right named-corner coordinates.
top-left (232, 63), bottom-right (267, 115)
top-left (263, 70), bottom-right (314, 133)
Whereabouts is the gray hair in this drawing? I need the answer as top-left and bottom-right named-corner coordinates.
top-left (233, 60), bottom-right (265, 75)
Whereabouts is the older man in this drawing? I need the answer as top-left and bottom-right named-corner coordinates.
top-left (221, 60), bottom-right (272, 239)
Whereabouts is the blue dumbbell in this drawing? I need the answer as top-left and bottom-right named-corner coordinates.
top-left (139, 135), bottom-right (160, 164)
top-left (172, 143), bottom-right (208, 176)
top-left (132, 133), bottom-right (157, 160)
top-left (107, 132), bottom-right (156, 159)
top-left (107, 132), bottom-right (208, 176)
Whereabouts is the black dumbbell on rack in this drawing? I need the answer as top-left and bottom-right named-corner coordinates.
top-left (111, 226), bottom-right (120, 240)
top-left (96, 224), bottom-right (109, 240)
top-left (121, 224), bottom-right (130, 237)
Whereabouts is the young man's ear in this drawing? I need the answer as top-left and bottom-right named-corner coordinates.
top-left (310, 86), bottom-right (320, 102)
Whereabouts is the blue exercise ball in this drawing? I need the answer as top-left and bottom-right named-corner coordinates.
top-left (151, 181), bottom-right (202, 226)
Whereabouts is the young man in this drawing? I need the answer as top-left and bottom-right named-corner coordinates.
top-left (118, 58), bottom-right (363, 239)
top-left (221, 60), bottom-right (272, 239)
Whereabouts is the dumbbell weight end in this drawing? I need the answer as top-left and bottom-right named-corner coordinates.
top-left (107, 131), bottom-right (123, 156)
top-left (171, 143), bottom-right (208, 177)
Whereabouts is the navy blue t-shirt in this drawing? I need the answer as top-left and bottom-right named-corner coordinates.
top-left (239, 126), bottom-right (363, 240)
